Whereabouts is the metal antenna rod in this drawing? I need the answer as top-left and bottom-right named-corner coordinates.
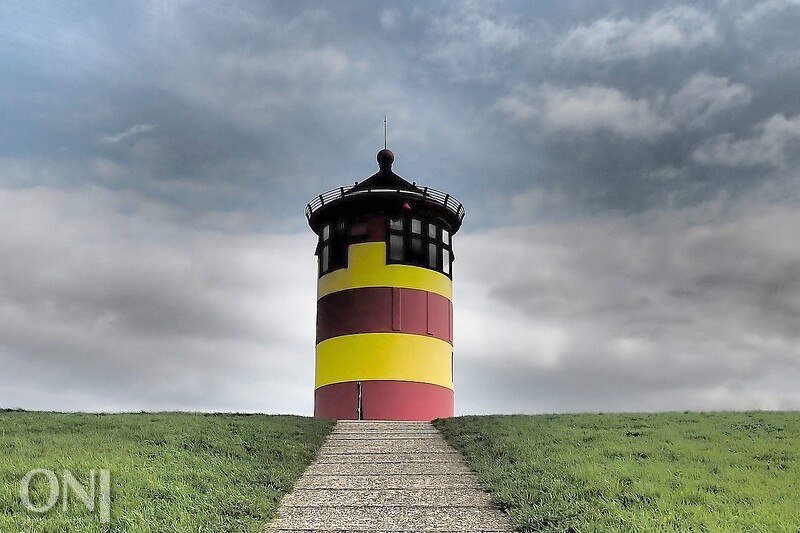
top-left (384, 116), bottom-right (387, 149)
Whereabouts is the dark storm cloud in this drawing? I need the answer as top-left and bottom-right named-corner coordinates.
top-left (470, 1), bottom-right (800, 215)
top-left (1, 1), bottom-right (800, 413)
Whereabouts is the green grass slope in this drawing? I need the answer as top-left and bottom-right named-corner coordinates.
top-left (0, 411), bottom-right (333, 533)
top-left (435, 412), bottom-right (800, 533)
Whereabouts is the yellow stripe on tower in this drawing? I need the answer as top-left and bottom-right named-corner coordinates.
top-left (318, 242), bottom-right (452, 300)
top-left (315, 333), bottom-right (453, 390)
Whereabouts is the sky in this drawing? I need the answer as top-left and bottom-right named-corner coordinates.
top-left (2, 1), bottom-right (800, 415)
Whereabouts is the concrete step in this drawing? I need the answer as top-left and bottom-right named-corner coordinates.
top-left (268, 530), bottom-right (509, 533)
top-left (325, 436), bottom-right (445, 447)
top-left (333, 422), bottom-right (436, 428)
top-left (331, 422), bottom-right (436, 430)
top-left (293, 473), bottom-right (482, 490)
top-left (266, 506), bottom-right (512, 531)
top-left (330, 431), bottom-right (443, 437)
top-left (282, 488), bottom-right (494, 507)
top-left (320, 445), bottom-right (457, 453)
top-left (335, 421), bottom-right (433, 425)
top-left (320, 443), bottom-right (457, 454)
top-left (316, 452), bottom-right (461, 464)
top-left (304, 461), bottom-right (473, 476)
top-left (326, 435), bottom-right (443, 442)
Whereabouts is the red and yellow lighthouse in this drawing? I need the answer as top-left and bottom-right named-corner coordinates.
top-left (305, 149), bottom-right (464, 421)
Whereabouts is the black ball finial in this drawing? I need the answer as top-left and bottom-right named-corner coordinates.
top-left (377, 149), bottom-right (394, 170)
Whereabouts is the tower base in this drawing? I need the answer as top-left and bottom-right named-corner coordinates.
top-left (315, 380), bottom-right (453, 421)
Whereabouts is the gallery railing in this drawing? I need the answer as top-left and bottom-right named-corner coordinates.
top-left (305, 184), bottom-right (465, 223)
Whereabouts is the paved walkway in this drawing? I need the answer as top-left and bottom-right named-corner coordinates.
top-left (264, 420), bottom-right (514, 532)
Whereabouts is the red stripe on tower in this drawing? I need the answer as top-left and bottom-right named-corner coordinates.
top-left (317, 287), bottom-right (452, 344)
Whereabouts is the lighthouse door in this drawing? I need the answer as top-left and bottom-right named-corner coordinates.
top-left (356, 381), bottom-right (363, 420)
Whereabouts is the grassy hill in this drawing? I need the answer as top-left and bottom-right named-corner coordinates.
top-left (0, 411), bottom-right (333, 533)
top-left (434, 412), bottom-right (800, 533)
top-left (4, 410), bottom-right (798, 532)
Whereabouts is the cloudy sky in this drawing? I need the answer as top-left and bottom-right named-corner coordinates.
top-left (2, 1), bottom-right (800, 415)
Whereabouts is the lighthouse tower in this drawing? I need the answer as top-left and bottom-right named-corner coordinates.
top-left (305, 148), bottom-right (465, 421)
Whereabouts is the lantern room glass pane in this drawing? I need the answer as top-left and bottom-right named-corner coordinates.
top-left (442, 248), bottom-right (450, 275)
top-left (428, 243), bottom-right (437, 268)
top-left (389, 216), bottom-right (403, 230)
top-left (389, 235), bottom-right (404, 260)
top-left (321, 245), bottom-right (330, 273)
top-left (330, 239), bottom-right (347, 271)
top-left (322, 224), bottom-right (330, 241)
top-left (411, 218), bottom-right (422, 234)
top-left (428, 223), bottom-right (437, 239)
top-left (410, 236), bottom-right (423, 256)
top-left (441, 229), bottom-right (450, 245)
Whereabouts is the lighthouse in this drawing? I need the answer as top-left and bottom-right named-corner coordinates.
top-left (305, 148), bottom-right (465, 421)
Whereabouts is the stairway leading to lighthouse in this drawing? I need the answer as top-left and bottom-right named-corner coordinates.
top-left (263, 421), bottom-right (513, 532)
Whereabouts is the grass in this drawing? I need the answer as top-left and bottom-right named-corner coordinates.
top-left (434, 412), bottom-right (800, 533)
top-left (0, 411), bottom-right (333, 533)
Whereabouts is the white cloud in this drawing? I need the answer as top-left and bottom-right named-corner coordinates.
top-left (423, 4), bottom-right (526, 81)
top-left (130, 4), bottom-right (372, 128)
top-left (693, 113), bottom-right (800, 167)
top-left (436, 5), bottom-right (524, 51)
top-left (97, 124), bottom-right (157, 144)
top-left (733, 0), bottom-right (800, 29)
top-left (497, 84), bottom-right (668, 138)
top-left (496, 74), bottom-right (751, 139)
top-left (380, 8), bottom-right (401, 30)
top-left (182, 45), bottom-right (362, 118)
top-left (555, 6), bottom-right (718, 62)
top-left (669, 73), bottom-right (752, 128)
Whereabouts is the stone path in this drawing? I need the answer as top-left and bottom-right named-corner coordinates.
top-left (264, 420), bottom-right (514, 532)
